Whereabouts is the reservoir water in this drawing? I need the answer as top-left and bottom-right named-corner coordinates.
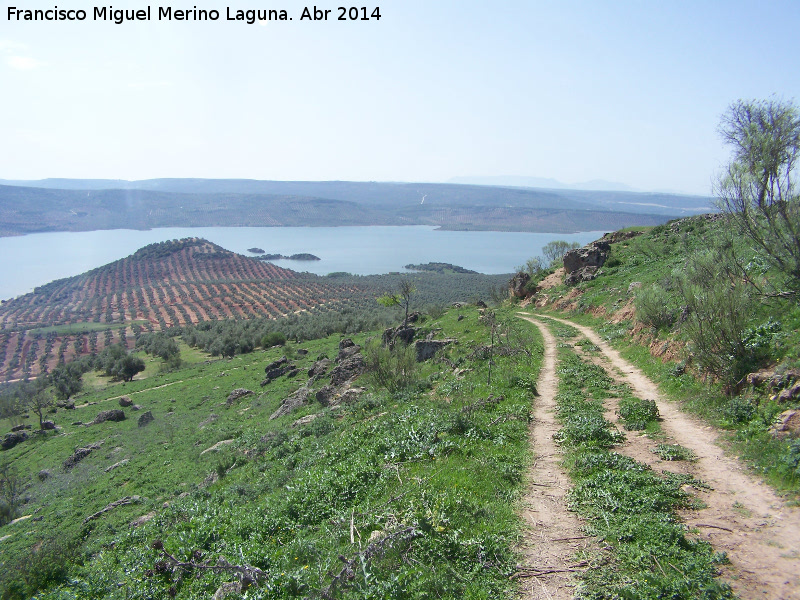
top-left (0, 226), bottom-right (606, 300)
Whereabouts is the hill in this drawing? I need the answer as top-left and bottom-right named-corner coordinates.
top-left (0, 179), bottom-right (705, 236)
top-left (0, 238), bottom-right (509, 381)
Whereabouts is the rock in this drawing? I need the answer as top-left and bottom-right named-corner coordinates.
top-left (508, 271), bottom-right (532, 298)
top-left (564, 265), bottom-right (600, 285)
top-left (296, 348), bottom-right (308, 356)
top-left (118, 396), bottom-right (133, 407)
top-left (604, 230), bottom-right (642, 244)
top-left (777, 382), bottom-right (800, 403)
top-left (337, 344), bottom-right (362, 361)
top-left (213, 582), bottom-right (242, 600)
top-left (563, 240), bottom-right (611, 280)
top-left (131, 404), bottom-right (142, 411)
top-left (226, 388), bottom-right (253, 405)
top-left (628, 281), bottom-right (642, 293)
top-left (200, 439), bottom-right (234, 455)
top-left (91, 410), bottom-right (126, 425)
top-left (382, 325), bottom-right (416, 348)
top-left (330, 354), bottom-right (365, 386)
top-left (292, 414), bottom-right (319, 427)
top-left (63, 442), bottom-right (102, 470)
top-left (338, 386), bottom-right (365, 405)
top-left (37, 469), bottom-right (50, 481)
top-left (315, 385), bottom-right (337, 407)
top-left (339, 338), bottom-right (357, 350)
top-left (137, 411), bottom-right (155, 427)
top-left (264, 356), bottom-right (288, 373)
top-left (198, 414), bottom-right (218, 429)
top-left (41, 420), bottom-right (56, 430)
top-left (406, 312), bottom-right (421, 323)
top-left (71, 421), bottom-right (83, 426)
top-left (2, 431), bottom-right (27, 450)
top-left (83, 495), bottom-right (141, 523)
top-left (130, 512), bottom-right (157, 528)
top-left (415, 338), bottom-right (457, 362)
top-left (10, 424), bottom-right (31, 432)
top-left (476, 300), bottom-right (487, 308)
top-left (105, 459), bottom-right (129, 472)
top-left (261, 364), bottom-right (295, 385)
top-left (270, 385), bottom-right (314, 420)
top-left (457, 315), bottom-right (465, 321)
top-left (770, 409), bottom-right (800, 439)
top-left (308, 358), bottom-right (332, 379)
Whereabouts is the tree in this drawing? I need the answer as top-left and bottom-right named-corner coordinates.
top-left (515, 257), bottom-right (545, 278)
top-left (49, 362), bottom-right (83, 401)
top-left (715, 98), bottom-right (800, 298)
top-left (542, 240), bottom-right (580, 265)
top-left (26, 390), bottom-right (55, 430)
top-left (117, 355), bottom-right (145, 382)
top-left (377, 279), bottom-right (416, 325)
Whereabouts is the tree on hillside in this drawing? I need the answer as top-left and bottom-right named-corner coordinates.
top-left (542, 240), bottom-right (580, 265)
top-left (26, 389), bottom-right (55, 430)
top-left (49, 362), bottom-right (83, 401)
top-left (377, 279), bottom-right (416, 326)
top-left (715, 98), bottom-right (800, 298)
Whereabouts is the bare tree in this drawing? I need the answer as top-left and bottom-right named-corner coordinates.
top-left (27, 390), bottom-right (55, 430)
top-left (715, 98), bottom-right (800, 298)
top-left (377, 279), bottom-right (417, 326)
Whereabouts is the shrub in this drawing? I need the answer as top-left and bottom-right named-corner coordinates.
top-left (363, 340), bottom-right (418, 393)
top-left (721, 397), bottom-right (756, 425)
top-left (635, 283), bottom-right (677, 330)
top-left (261, 331), bottom-right (287, 348)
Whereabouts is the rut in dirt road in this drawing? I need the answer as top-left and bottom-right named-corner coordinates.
top-left (527, 312), bottom-right (800, 600)
top-left (515, 317), bottom-right (588, 600)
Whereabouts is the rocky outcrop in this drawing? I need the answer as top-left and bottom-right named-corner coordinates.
top-left (137, 411), bottom-right (155, 427)
top-left (91, 409), bottom-right (126, 425)
top-left (382, 325), bottom-right (416, 348)
top-left (563, 240), bottom-right (611, 285)
top-left (415, 338), bottom-right (457, 362)
top-left (226, 388), bottom-right (253, 405)
top-left (269, 385), bottom-right (314, 420)
top-left (308, 358), bottom-right (332, 379)
top-left (63, 442), bottom-right (102, 470)
top-left (2, 431), bottom-right (28, 451)
top-left (261, 357), bottom-right (298, 385)
top-left (508, 272), bottom-right (532, 298)
top-left (770, 409), bottom-right (800, 439)
top-left (330, 355), bottom-right (365, 386)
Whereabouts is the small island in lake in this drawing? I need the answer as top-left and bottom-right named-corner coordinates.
top-left (257, 253), bottom-right (322, 261)
top-left (404, 262), bottom-right (478, 274)
top-left (247, 247), bottom-right (265, 254)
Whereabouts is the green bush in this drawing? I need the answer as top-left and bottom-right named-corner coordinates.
top-left (363, 340), bottom-right (419, 393)
top-left (635, 283), bottom-right (677, 330)
top-left (261, 331), bottom-right (287, 348)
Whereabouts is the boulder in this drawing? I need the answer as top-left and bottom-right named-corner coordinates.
top-left (308, 358), bottom-right (332, 379)
top-left (296, 348), bottom-right (309, 356)
top-left (226, 388), bottom-right (253, 405)
top-left (337, 344), bottom-right (362, 361)
top-left (293, 414), bottom-right (319, 427)
top-left (563, 240), bottom-right (611, 280)
top-left (564, 265), bottom-right (600, 285)
top-left (118, 396), bottom-right (133, 407)
top-left (137, 411), bottom-right (155, 427)
top-left (91, 410), bottom-right (126, 425)
top-left (508, 272), bottom-right (532, 298)
top-left (41, 420), bottom-right (56, 430)
top-left (628, 281), bottom-right (642, 294)
top-left (10, 424), bottom-right (31, 432)
top-left (270, 385), bottom-right (313, 420)
top-left (770, 409), bottom-right (800, 440)
top-left (261, 364), bottom-right (294, 385)
top-left (777, 382), bottom-right (800, 403)
top-left (63, 442), bottom-right (102, 470)
top-left (415, 338), bottom-right (457, 362)
top-left (264, 356), bottom-right (288, 373)
top-left (476, 300), bottom-right (487, 308)
top-left (382, 325), bottom-right (416, 348)
top-left (1, 431), bottom-right (27, 451)
top-left (315, 385), bottom-right (337, 406)
top-left (330, 354), bottom-right (365, 386)
top-left (131, 404), bottom-right (142, 411)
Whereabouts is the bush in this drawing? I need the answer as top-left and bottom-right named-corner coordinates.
top-left (261, 331), bottom-right (287, 348)
top-left (363, 340), bottom-right (419, 393)
top-left (635, 283), bottom-right (677, 330)
top-left (721, 397), bottom-right (756, 425)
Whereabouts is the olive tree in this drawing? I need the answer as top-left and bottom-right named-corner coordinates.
top-left (715, 98), bottom-right (800, 298)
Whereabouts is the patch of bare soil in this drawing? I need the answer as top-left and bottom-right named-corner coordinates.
top-left (542, 314), bottom-right (800, 600)
top-left (515, 316), bottom-right (592, 599)
top-left (539, 268), bottom-right (565, 290)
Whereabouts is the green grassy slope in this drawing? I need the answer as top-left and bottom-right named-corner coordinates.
top-left (0, 306), bottom-right (542, 599)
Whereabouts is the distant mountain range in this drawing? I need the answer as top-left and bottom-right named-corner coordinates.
top-left (448, 175), bottom-right (639, 192)
top-left (0, 178), bottom-right (715, 236)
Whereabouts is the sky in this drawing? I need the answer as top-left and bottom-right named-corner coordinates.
top-left (1, 1), bottom-right (799, 195)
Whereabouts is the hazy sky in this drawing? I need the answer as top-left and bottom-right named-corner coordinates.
top-left (2, 1), bottom-right (799, 195)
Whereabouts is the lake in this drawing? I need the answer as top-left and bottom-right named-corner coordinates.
top-left (0, 226), bottom-right (606, 300)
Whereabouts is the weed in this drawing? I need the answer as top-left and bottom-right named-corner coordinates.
top-left (618, 397), bottom-right (659, 430)
top-left (652, 444), bottom-right (697, 462)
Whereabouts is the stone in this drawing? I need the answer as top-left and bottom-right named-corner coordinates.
top-left (91, 410), bottom-right (126, 425)
top-left (308, 358), bottom-right (332, 379)
top-left (292, 414), bottom-right (319, 427)
top-left (564, 265), bottom-right (599, 285)
top-left (508, 271), bottom-right (532, 298)
top-left (563, 240), bottom-right (611, 279)
top-left (41, 420), bottom-right (56, 430)
top-left (777, 382), bottom-right (800, 403)
top-left (131, 404), bottom-right (142, 411)
top-left (37, 469), bottom-right (50, 481)
top-left (296, 348), bottom-right (309, 356)
top-left (337, 344), bottom-right (362, 361)
top-left (264, 356), bottom-right (288, 373)
top-left (415, 338), bottom-right (457, 362)
top-left (382, 325), bottom-right (416, 348)
top-left (315, 385), bottom-right (337, 407)
top-left (10, 424), bottom-right (31, 432)
top-left (63, 443), bottom-right (102, 470)
top-left (476, 300), bottom-right (487, 308)
top-left (1, 431), bottom-right (27, 451)
top-left (270, 385), bottom-right (313, 420)
top-left (137, 411), bottom-right (155, 427)
top-left (118, 396), bottom-right (133, 407)
top-left (769, 409), bottom-right (800, 440)
top-left (330, 354), bottom-right (365, 386)
top-left (628, 281), bottom-right (643, 293)
top-left (226, 388), bottom-right (253, 405)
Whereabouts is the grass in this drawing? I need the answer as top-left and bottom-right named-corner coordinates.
top-left (551, 344), bottom-right (734, 599)
top-left (0, 306), bottom-right (545, 599)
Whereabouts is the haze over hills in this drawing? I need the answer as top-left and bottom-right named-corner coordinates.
top-left (0, 178), bottom-right (712, 236)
